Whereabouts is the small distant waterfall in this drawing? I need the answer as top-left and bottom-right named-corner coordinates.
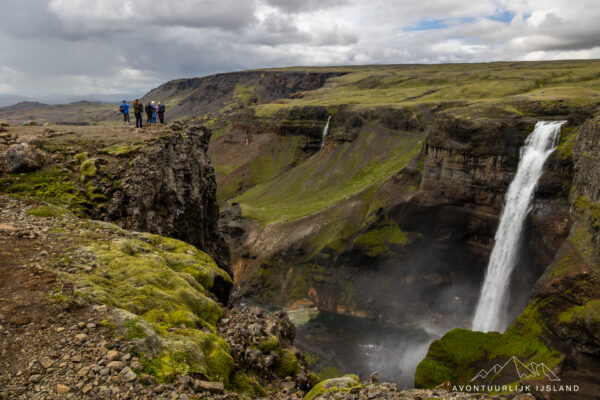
top-left (320, 116), bottom-right (331, 150)
top-left (472, 121), bottom-right (566, 333)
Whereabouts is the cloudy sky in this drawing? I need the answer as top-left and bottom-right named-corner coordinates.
top-left (1, 0), bottom-right (599, 101)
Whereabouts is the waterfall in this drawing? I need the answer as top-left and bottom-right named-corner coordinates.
top-left (320, 116), bottom-right (331, 150)
top-left (472, 121), bottom-right (566, 333)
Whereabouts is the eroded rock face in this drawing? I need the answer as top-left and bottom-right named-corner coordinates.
top-left (223, 112), bottom-right (571, 329)
top-left (105, 126), bottom-right (231, 279)
top-left (0, 142), bottom-right (48, 174)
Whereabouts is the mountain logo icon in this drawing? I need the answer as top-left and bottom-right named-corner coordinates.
top-left (471, 356), bottom-right (560, 382)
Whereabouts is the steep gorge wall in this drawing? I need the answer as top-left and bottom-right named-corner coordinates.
top-left (220, 109), bottom-right (574, 329)
top-left (415, 108), bottom-right (600, 400)
top-left (103, 126), bottom-right (231, 277)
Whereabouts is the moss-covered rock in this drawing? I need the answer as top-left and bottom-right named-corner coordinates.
top-left (274, 349), bottom-right (301, 378)
top-left (79, 158), bottom-right (97, 180)
top-left (69, 233), bottom-right (235, 384)
top-left (305, 374), bottom-right (361, 400)
top-left (257, 335), bottom-right (280, 354)
top-left (229, 371), bottom-right (267, 397)
top-left (415, 299), bottom-right (563, 389)
top-left (73, 152), bottom-right (88, 165)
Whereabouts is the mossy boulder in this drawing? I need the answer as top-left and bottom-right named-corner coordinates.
top-left (305, 374), bottom-right (361, 400)
top-left (274, 349), bottom-right (301, 378)
top-left (257, 335), bottom-right (280, 354)
top-left (70, 233), bottom-right (235, 384)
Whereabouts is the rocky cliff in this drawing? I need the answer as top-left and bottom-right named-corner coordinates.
top-left (103, 126), bottom-right (230, 277)
top-left (415, 109), bottom-right (600, 400)
top-left (0, 123), bottom-right (232, 299)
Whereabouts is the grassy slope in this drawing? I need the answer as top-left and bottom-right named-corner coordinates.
top-left (235, 126), bottom-right (424, 225)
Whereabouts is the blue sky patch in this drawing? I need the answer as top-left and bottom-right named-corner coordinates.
top-left (489, 10), bottom-right (515, 23)
top-left (403, 19), bottom-right (448, 31)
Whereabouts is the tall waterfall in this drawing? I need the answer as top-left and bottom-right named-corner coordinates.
top-left (472, 121), bottom-right (566, 332)
top-left (320, 116), bottom-right (331, 150)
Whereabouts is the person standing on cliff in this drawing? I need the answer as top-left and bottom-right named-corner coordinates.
top-left (151, 101), bottom-right (158, 124)
top-left (157, 102), bottom-right (166, 124)
top-left (145, 101), bottom-right (153, 124)
top-left (120, 100), bottom-right (130, 124)
top-left (133, 99), bottom-right (143, 128)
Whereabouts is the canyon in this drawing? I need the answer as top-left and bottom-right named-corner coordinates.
top-left (1, 60), bottom-right (600, 399)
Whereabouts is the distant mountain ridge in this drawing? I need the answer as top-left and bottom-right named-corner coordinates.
top-left (471, 356), bottom-right (560, 382)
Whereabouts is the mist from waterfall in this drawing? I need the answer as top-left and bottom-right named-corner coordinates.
top-left (472, 121), bottom-right (566, 333)
top-left (320, 116), bottom-right (331, 150)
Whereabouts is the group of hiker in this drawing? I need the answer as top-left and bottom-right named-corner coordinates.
top-left (119, 99), bottom-right (166, 128)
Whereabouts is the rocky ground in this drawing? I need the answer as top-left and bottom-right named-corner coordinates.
top-left (0, 194), bottom-right (513, 400)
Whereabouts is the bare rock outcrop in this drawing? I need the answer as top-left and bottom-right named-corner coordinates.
top-left (103, 126), bottom-right (232, 292)
top-left (0, 142), bottom-right (48, 174)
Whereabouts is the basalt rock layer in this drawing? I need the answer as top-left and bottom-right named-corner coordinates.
top-left (104, 126), bottom-right (231, 277)
top-left (416, 110), bottom-right (600, 400)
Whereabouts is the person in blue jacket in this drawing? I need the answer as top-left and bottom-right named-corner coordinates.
top-left (151, 101), bottom-right (158, 124)
top-left (120, 100), bottom-right (130, 124)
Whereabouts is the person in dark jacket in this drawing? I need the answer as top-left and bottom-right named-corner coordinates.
top-left (133, 99), bottom-right (143, 128)
top-left (120, 100), bottom-right (130, 124)
top-left (157, 102), bottom-right (166, 124)
top-left (145, 101), bottom-right (153, 123)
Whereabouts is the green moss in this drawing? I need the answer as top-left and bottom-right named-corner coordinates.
top-left (48, 286), bottom-right (69, 303)
top-left (97, 319), bottom-right (118, 330)
top-left (0, 168), bottom-right (91, 215)
top-left (207, 346), bottom-right (235, 384)
top-left (305, 375), bottom-right (361, 400)
top-left (570, 196), bottom-right (600, 264)
top-left (79, 158), bottom-right (97, 180)
top-left (558, 300), bottom-right (600, 324)
top-left (274, 349), bottom-right (300, 378)
top-left (100, 144), bottom-right (142, 156)
top-left (556, 126), bottom-right (575, 161)
top-left (415, 299), bottom-right (562, 389)
top-left (229, 372), bottom-right (266, 397)
top-left (353, 221), bottom-right (409, 257)
top-left (257, 335), bottom-right (280, 353)
top-left (68, 233), bottom-right (234, 384)
top-left (74, 152), bottom-right (88, 165)
top-left (27, 205), bottom-right (65, 218)
top-left (549, 250), bottom-right (578, 278)
top-left (233, 84), bottom-right (257, 106)
top-left (140, 351), bottom-right (196, 383)
top-left (124, 318), bottom-right (148, 339)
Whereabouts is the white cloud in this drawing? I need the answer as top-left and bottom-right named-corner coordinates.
top-left (0, 66), bottom-right (22, 93)
top-left (0, 0), bottom-right (598, 98)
